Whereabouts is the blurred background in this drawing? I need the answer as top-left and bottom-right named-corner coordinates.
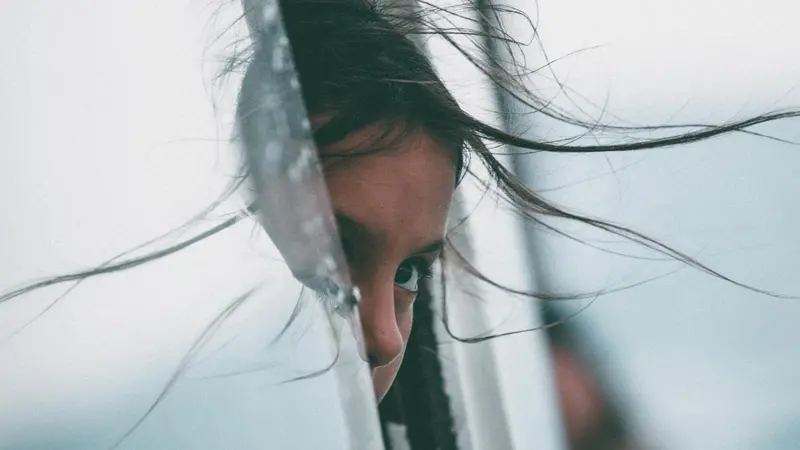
top-left (1, 0), bottom-right (799, 449)
top-left (500, 0), bottom-right (800, 448)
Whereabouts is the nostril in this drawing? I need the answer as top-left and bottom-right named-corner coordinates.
top-left (366, 353), bottom-right (379, 369)
top-left (366, 344), bottom-right (402, 369)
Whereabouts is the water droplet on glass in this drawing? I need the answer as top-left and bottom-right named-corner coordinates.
top-left (264, 141), bottom-right (281, 163)
top-left (320, 255), bottom-right (337, 276)
top-left (272, 49), bottom-right (284, 70)
top-left (302, 216), bottom-right (324, 235)
top-left (261, 3), bottom-right (278, 22)
top-left (287, 162), bottom-right (303, 181)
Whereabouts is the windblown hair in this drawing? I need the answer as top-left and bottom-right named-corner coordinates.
top-left (5, 0), bottom-right (796, 308)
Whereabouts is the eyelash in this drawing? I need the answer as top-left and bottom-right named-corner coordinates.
top-left (393, 258), bottom-right (434, 296)
top-left (407, 258), bottom-right (434, 282)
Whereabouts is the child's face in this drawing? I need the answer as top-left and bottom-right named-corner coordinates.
top-left (320, 124), bottom-right (456, 400)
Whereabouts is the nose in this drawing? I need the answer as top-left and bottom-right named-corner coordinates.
top-left (357, 278), bottom-right (404, 369)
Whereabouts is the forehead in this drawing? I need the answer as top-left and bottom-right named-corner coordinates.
top-left (320, 127), bottom-right (455, 253)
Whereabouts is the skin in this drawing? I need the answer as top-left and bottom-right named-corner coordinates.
top-left (319, 123), bottom-right (456, 400)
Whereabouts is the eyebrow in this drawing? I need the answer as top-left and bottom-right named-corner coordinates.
top-left (334, 212), bottom-right (445, 256)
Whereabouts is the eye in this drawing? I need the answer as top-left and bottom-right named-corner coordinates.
top-left (394, 259), bottom-right (431, 293)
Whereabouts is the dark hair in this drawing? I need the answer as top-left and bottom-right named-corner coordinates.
top-left (1, 0), bottom-right (798, 443)
top-left (7, 0), bottom-right (795, 306)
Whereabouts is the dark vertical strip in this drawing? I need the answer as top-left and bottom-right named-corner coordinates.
top-left (378, 281), bottom-right (459, 450)
top-left (378, 386), bottom-right (403, 450)
top-left (400, 283), bottom-right (459, 450)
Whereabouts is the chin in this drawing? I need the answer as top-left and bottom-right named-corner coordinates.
top-left (373, 379), bottom-right (391, 403)
top-left (372, 371), bottom-right (399, 403)
top-left (372, 353), bottom-right (405, 402)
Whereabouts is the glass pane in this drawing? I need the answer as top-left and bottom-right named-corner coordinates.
top-left (0, 0), bottom-right (383, 448)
